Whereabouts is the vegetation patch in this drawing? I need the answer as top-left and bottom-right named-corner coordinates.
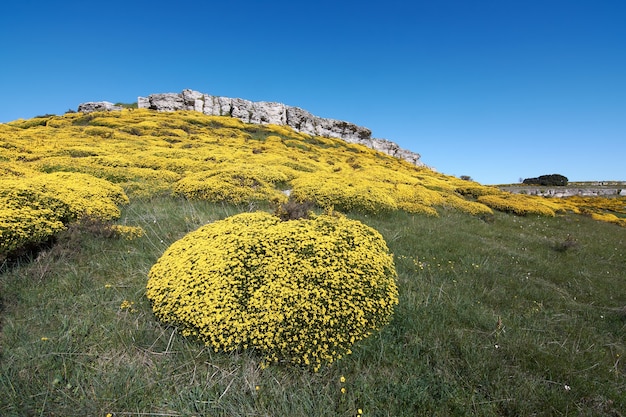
top-left (0, 172), bottom-right (128, 258)
top-left (173, 168), bottom-right (289, 205)
top-left (523, 173), bottom-right (568, 186)
top-left (477, 193), bottom-right (559, 216)
top-left (146, 211), bottom-right (399, 371)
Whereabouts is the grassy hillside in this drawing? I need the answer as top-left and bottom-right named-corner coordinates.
top-left (1, 109), bottom-right (625, 416)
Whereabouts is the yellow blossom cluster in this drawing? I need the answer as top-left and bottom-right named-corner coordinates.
top-left (477, 193), bottom-right (561, 217)
top-left (561, 195), bottom-right (626, 225)
top-left (119, 300), bottom-right (136, 312)
top-left (0, 171), bottom-right (129, 255)
top-left (109, 225), bottom-right (145, 240)
top-left (173, 167), bottom-right (290, 205)
top-left (146, 211), bottom-right (399, 371)
top-left (589, 212), bottom-right (626, 227)
top-left (567, 196), bottom-right (626, 213)
top-left (290, 172), bottom-right (398, 214)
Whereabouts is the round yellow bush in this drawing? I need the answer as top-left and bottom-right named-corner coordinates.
top-left (146, 211), bottom-right (399, 371)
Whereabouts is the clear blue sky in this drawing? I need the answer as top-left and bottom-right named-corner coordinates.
top-left (1, 0), bottom-right (625, 184)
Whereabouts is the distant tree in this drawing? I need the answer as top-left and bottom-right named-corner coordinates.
top-left (522, 174), bottom-right (568, 186)
top-left (459, 175), bottom-right (473, 181)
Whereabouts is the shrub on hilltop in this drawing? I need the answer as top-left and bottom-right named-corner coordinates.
top-left (146, 211), bottom-right (399, 371)
top-left (522, 174), bottom-right (568, 186)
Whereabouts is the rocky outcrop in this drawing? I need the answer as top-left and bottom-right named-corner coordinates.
top-left (134, 89), bottom-right (425, 166)
top-left (137, 90), bottom-right (373, 141)
top-left (360, 137), bottom-right (423, 166)
top-left (77, 101), bottom-right (122, 113)
top-left (500, 186), bottom-right (626, 198)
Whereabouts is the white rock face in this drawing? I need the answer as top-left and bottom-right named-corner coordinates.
top-left (146, 93), bottom-right (184, 112)
top-left (80, 89), bottom-right (425, 166)
top-left (501, 186), bottom-right (626, 198)
top-left (364, 138), bottom-right (423, 165)
top-left (77, 101), bottom-right (122, 113)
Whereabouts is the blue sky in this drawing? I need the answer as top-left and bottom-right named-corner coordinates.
top-left (1, 0), bottom-right (624, 184)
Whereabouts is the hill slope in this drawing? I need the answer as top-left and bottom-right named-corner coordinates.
top-left (2, 109), bottom-right (625, 258)
top-left (0, 108), bottom-right (625, 416)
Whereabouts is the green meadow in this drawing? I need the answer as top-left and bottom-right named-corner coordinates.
top-left (1, 197), bottom-right (624, 416)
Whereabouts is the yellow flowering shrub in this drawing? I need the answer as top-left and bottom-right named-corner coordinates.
top-left (0, 207), bottom-right (66, 254)
top-left (109, 225), bottom-right (145, 240)
top-left (291, 173), bottom-right (398, 214)
top-left (146, 211), bottom-right (399, 371)
top-left (0, 172), bottom-right (128, 256)
top-left (173, 168), bottom-right (289, 205)
top-left (562, 196), bottom-right (626, 216)
top-left (589, 212), bottom-right (626, 227)
top-left (441, 194), bottom-right (495, 216)
top-left (0, 162), bottom-right (37, 178)
top-left (455, 183), bottom-right (503, 198)
top-left (477, 193), bottom-right (556, 216)
top-left (2, 109), bottom-right (623, 227)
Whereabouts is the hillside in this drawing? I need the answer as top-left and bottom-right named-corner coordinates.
top-left (1, 107), bottom-right (625, 416)
top-left (1, 108), bottom-right (625, 258)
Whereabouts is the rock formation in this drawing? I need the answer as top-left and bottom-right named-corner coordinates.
top-left (77, 101), bottom-right (123, 113)
top-left (500, 186), bottom-right (626, 198)
top-left (81, 89), bottom-right (425, 166)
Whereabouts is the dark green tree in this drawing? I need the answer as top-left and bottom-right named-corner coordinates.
top-left (522, 174), bottom-right (568, 186)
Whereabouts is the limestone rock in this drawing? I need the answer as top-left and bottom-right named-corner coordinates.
top-left (363, 138), bottom-right (423, 166)
top-left (182, 89), bottom-right (204, 112)
top-left (77, 101), bottom-right (122, 113)
top-left (137, 96), bottom-right (150, 109)
top-left (500, 185), bottom-right (626, 198)
top-left (144, 93), bottom-right (184, 112)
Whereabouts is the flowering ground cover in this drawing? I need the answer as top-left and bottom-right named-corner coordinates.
top-left (1, 109), bottom-right (624, 258)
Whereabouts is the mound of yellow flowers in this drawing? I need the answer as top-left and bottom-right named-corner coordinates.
top-left (0, 171), bottom-right (128, 256)
top-left (146, 211), bottom-right (399, 371)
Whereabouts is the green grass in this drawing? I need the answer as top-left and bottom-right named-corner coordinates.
top-left (1, 198), bottom-right (624, 416)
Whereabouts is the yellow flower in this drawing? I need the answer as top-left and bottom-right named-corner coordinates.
top-left (340, 376), bottom-right (346, 383)
top-left (40, 337), bottom-right (49, 341)
top-left (119, 300), bottom-right (135, 312)
top-left (341, 387), bottom-right (346, 394)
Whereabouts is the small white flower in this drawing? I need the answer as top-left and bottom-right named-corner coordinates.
top-left (564, 385), bottom-right (571, 391)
